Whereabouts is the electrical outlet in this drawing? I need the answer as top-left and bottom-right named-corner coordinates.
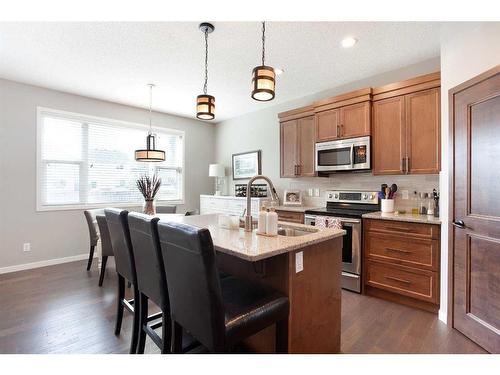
top-left (402, 190), bottom-right (409, 200)
top-left (23, 243), bottom-right (31, 252)
top-left (308, 188), bottom-right (313, 197)
top-left (314, 188), bottom-right (320, 197)
top-left (295, 251), bottom-right (303, 273)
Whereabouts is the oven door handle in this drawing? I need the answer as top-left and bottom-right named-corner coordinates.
top-left (350, 144), bottom-right (354, 168)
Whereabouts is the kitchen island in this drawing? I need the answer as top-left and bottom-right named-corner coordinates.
top-left (157, 213), bottom-right (345, 353)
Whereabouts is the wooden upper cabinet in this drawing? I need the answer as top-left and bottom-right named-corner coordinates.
top-left (280, 119), bottom-right (299, 178)
top-left (315, 109), bottom-right (339, 142)
top-left (372, 96), bottom-right (406, 175)
top-left (314, 88), bottom-right (372, 142)
top-left (406, 88), bottom-right (440, 174)
top-left (278, 106), bottom-right (316, 178)
top-left (297, 116), bottom-right (316, 176)
top-left (372, 72), bottom-right (441, 175)
top-left (340, 101), bottom-right (371, 138)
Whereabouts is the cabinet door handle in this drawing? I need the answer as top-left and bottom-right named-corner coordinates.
top-left (297, 164), bottom-right (301, 175)
top-left (406, 157), bottom-right (410, 174)
top-left (401, 158), bottom-right (406, 173)
top-left (386, 247), bottom-right (412, 254)
top-left (340, 124), bottom-right (344, 137)
top-left (385, 276), bottom-right (411, 285)
top-left (337, 125), bottom-right (340, 137)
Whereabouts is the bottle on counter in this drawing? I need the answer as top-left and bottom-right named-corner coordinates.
top-left (266, 207), bottom-right (278, 236)
top-left (411, 191), bottom-right (419, 215)
top-left (427, 194), bottom-right (435, 216)
top-left (257, 205), bottom-right (267, 234)
top-left (419, 192), bottom-right (428, 215)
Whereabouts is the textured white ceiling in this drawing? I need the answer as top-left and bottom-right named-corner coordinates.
top-left (0, 22), bottom-right (442, 122)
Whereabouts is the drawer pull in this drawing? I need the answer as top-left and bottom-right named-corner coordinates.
top-left (385, 276), bottom-right (411, 285)
top-left (385, 247), bottom-right (412, 254)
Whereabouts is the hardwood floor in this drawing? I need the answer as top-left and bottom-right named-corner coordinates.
top-left (0, 260), bottom-right (487, 354)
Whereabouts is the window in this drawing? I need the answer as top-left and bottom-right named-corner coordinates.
top-left (37, 107), bottom-right (184, 211)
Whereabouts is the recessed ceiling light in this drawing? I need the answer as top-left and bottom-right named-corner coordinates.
top-left (275, 68), bottom-right (284, 75)
top-left (341, 37), bottom-right (358, 48)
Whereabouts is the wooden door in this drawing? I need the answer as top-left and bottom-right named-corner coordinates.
top-left (315, 108), bottom-right (340, 142)
top-left (406, 88), bottom-right (441, 173)
top-left (372, 96), bottom-right (406, 175)
top-left (340, 101), bottom-right (371, 138)
top-left (280, 119), bottom-right (298, 177)
top-left (297, 116), bottom-right (316, 176)
top-left (450, 66), bottom-right (500, 353)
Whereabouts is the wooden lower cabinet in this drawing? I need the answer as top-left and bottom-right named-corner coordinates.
top-left (363, 218), bottom-right (441, 312)
top-left (276, 210), bottom-right (304, 224)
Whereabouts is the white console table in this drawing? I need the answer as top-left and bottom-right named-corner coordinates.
top-left (200, 195), bottom-right (270, 217)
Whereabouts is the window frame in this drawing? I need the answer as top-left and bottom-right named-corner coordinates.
top-left (36, 106), bottom-right (186, 212)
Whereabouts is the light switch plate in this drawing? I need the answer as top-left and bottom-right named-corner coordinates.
top-left (295, 251), bottom-right (303, 273)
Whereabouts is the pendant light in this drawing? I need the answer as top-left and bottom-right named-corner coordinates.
top-left (251, 21), bottom-right (276, 102)
top-left (134, 84), bottom-right (166, 162)
top-left (196, 22), bottom-right (215, 120)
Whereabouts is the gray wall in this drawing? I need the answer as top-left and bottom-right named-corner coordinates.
top-left (214, 57), bottom-right (441, 202)
top-left (0, 79), bottom-right (215, 269)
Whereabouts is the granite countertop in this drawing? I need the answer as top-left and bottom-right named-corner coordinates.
top-left (156, 213), bottom-right (345, 262)
top-left (275, 205), bottom-right (322, 213)
top-left (362, 211), bottom-right (441, 225)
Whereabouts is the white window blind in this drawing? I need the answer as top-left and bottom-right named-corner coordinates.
top-left (37, 108), bottom-right (184, 210)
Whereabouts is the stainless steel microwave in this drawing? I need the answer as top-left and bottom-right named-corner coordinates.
top-left (315, 136), bottom-right (371, 172)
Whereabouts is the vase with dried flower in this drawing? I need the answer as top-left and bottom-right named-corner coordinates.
top-left (136, 173), bottom-right (162, 215)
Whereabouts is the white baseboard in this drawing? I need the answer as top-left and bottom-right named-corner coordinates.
top-left (0, 253), bottom-right (94, 275)
top-left (438, 309), bottom-right (448, 324)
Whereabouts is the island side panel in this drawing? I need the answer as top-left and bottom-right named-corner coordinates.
top-left (288, 237), bottom-right (342, 353)
top-left (216, 237), bottom-right (342, 354)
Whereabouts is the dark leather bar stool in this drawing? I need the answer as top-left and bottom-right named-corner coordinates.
top-left (104, 208), bottom-right (140, 354)
top-left (128, 213), bottom-right (200, 354)
top-left (157, 221), bottom-right (290, 353)
top-left (128, 213), bottom-right (171, 354)
top-left (95, 215), bottom-right (114, 287)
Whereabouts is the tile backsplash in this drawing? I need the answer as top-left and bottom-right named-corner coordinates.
top-left (283, 173), bottom-right (439, 213)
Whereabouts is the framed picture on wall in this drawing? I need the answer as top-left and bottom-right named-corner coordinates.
top-left (283, 190), bottom-right (302, 206)
top-left (232, 150), bottom-right (261, 180)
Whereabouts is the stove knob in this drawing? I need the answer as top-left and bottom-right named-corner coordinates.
top-left (334, 193), bottom-right (339, 199)
top-left (362, 194), bottom-right (368, 200)
top-left (328, 193), bottom-right (333, 199)
top-left (369, 193), bottom-right (375, 200)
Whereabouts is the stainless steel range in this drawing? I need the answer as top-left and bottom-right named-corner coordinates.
top-left (304, 190), bottom-right (379, 293)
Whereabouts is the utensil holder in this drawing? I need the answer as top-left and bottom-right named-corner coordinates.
top-left (381, 199), bottom-right (395, 213)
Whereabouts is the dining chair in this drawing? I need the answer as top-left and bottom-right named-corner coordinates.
top-left (156, 205), bottom-right (177, 214)
top-left (157, 221), bottom-right (290, 353)
top-left (83, 209), bottom-right (104, 270)
top-left (104, 208), bottom-right (140, 354)
top-left (95, 214), bottom-right (114, 287)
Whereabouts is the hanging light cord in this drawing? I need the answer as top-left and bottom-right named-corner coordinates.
top-left (148, 84), bottom-right (153, 134)
top-left (203, 29), bottom-right (209, 95)
top-left (261, 21), bottom-right (266, 66)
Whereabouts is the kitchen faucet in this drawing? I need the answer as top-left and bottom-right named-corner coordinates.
top-left (244, 175), bottom-right (280, 232)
